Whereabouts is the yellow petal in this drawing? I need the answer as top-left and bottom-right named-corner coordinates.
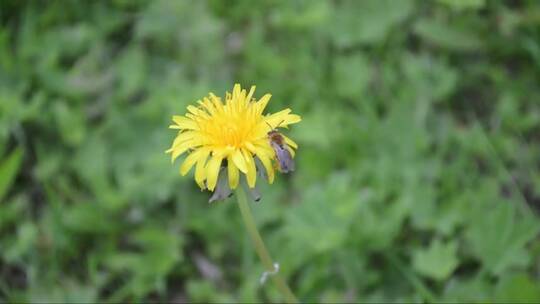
top-left (233, 84), bottom-right (241, 98)
top-left (246, 141), bottom-right (271, 159)
top-left (256, 152), bottom-right (275, 184)
top-left (231, 149), bottom-right (248, 173)
top-left (209, 93), bottom-right (224, 113)
top-left (227, 155), bottom-right (239, 189)
top-left (187, 105), bottom-right (210, 120)
top-left (187, 105), bottom-right (201, 116)
top-left (170, 131), bottom-right (196, 149)
top-left (267, 108), bottom-right (291, 118)
top-left (170, 144), bottom-right (190, 163)
top-left (206, 151), bottom-right (225, 191)
top-left (251, 122), bottom-right (269, 138)
top-left (242, 149), bottom-right (257, 188)
top-left (224, 92), bottom-right (232, 106)
top-left (195, 153), bottom-right (209, 189)
top-left (240, 87), bottom-right (247, 102)
top-left (281, 114), bottom-right (302, 126)
top-left (282, 134), bottom-right (298, 149)
top-left (198, 98), bottom-right (216, 116)
top-left (246, 85), bottom-right (256, 101)
top-left (168, 132), bottom-right (200, 163)
top-left (248, 144), bottom-right (275, 184)
top-left (245, 142), bottom-right (257, 152)
top-left (180, 147), bottom-right (210, 176)
top-left (265, 109), bottom-right (291, 128)
top-left (172, 115), bottom-right (198, 129)
top-left (253, 141), bottom-right (275, 156)
top-left (286, 145), bottom-right (296, 158)
top-left (256, 94), bottom-right (271, 115)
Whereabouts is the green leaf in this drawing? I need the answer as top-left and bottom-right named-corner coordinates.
top-left (0, 195), bottom-right (26, 231)
top-left (443, 277), bottom-right (492, 302)
top-left (115, 47), bottom-right (147, 99)
top-left (27, 280), bottom-right (98, 304)
top-left (331, 0), bottom-right (413, 47)
top-left (465, 201), bottom-right (540, 275)
top-left (400, 53), bottom-right (458, 101)
top-left (413, 239), bottom-right (459, 281)
top-left (334, 53), bottom-right (371, 99)
top-left (436, 0), bottom-right (486, 10)
top-left (63, 203), bottom-right (118, 234)
top-left (284, 173), bottom-right (358, 253)
top-left (0, 148), bottom-right (23, 202)
top-left (53, 101), bottom-right (86, 146)
top-left (495, 273), bottom-right (540, 302)
top-left (413, 19), bottom-right (483, 52)
top-left (105, 226), bottom-right (183, 298)
top-left (4, 221), bottom-right (38, 262)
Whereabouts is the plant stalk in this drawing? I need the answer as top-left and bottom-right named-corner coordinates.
top-left (235, 187), bottom-right (298, 303)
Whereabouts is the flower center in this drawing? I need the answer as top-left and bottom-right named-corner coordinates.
top-left (205, 117), bottom-right (254, 148)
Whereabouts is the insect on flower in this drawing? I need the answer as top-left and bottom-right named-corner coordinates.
top-left (166, 84), bottom-right (301, 202)
top-left (267, 121), bottom-right (295, 173)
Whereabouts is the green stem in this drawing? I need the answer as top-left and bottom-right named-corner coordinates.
top-left (235, 187), bottom-right (298, 303)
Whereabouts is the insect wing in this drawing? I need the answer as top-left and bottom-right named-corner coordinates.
top-left (284, 147), bottom-right (295, 171)
top-left (271, 142), bottom-right (295, 173)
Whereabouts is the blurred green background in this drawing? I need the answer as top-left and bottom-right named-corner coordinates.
top-left (2, 0), bottom-right (540, 302)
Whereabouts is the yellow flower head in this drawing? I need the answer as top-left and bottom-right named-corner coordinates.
top-left (166, 84), bottom-right (301, 193)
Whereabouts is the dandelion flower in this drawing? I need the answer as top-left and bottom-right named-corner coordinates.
top-left (166, 84), bottom-right (301, 201)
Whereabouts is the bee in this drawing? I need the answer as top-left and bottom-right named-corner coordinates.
top-left (267, 121), bottom-right (295, 173)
